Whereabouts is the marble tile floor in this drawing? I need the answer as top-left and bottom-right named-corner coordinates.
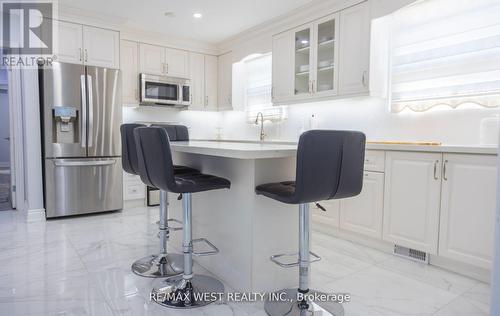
top-left (0, 206), bottom-right (491, 316)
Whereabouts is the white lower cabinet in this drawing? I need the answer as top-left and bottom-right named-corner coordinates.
top-left (340, 171), bottom-right (384, 239)
top-left (438, 154), bottom-right (497, 269)
top-left (123, 173), bottom-right (145, 201)
top-left (312, 200), bottom-right (340, 228)
top-left (382, 152), bottom-right (442, 254)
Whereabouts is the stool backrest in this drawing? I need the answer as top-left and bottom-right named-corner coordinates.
top-left (134, 127), bottom-right (175, 190)
top-left (120, 123), bottom-right (145, 175)
top-left (151, 124), bottom-right (190, 141)
top-left (294, 130), bottom-right (366, 203)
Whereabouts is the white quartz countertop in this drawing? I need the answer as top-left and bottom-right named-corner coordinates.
top-left (170, 140), bottom-right (498, 159)
top-left (170, 141), bottom-right (298, 159)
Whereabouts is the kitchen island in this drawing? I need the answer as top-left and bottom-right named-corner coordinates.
top-left (163, 140), bottom-right (498, 291)
top-left (168, 141), bottom-right (300, 293)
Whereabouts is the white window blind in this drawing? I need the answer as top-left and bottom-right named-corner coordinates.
top-left (391, 0), bottom-right (500, 112)
top-left (244, 53), bottom-right (286, 122)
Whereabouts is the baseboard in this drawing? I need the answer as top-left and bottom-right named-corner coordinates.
top-left (313, 221), bottom-right (491, 284)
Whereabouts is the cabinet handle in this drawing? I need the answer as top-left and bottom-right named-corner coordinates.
top-left (84, 49), bottom-right (88, 62)
top-left (362, 71), bottom-right (367, 87)
top-left (443, 160), bottom-right (448, 181)
top-left (166, 63), bottom-right (169, 74)
top-left (271, 87), bottom-right (275, 99)
top-left (433, 160), bottom-right (439, 180)
top-left (135, 89), bottom-right (138, 100)
top-left (308, 80), bottom-right (312, 94)
top-left (79, 48), bottom-right (82, 62)
top-left (312, 80), bottom-right (316, 93)
top-left (205, 96), bottom-right (209, 106)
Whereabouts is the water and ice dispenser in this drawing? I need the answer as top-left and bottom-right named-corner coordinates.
top-left (52, 106), bottom-right (78, 143)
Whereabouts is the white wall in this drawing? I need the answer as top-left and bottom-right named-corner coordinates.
top-left (491, 128), bottom-right (500, 315)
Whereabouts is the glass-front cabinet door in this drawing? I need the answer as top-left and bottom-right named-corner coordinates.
top-left (293, 25), bottom-right (313, 97)
top-left (313, 14), bottom-right (339, 97)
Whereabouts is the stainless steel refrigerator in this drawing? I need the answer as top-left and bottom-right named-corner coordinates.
top-left (40, 62), bottom-right (123, 218)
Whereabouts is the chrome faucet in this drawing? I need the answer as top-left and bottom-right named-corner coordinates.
top-left (255, 112), bottom-right (266, 141)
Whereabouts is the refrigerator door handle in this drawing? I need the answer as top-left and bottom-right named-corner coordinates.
top-left (53, 159), bottom-right (117, 167)
top-left (80, 75), bottom-right (87, 148)
top-left (87, 74), bottom-right (94, 148)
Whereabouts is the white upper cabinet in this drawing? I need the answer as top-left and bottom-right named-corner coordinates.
top-left (82, 26), bottom-right (120, 69)
top-left (338, 1), bottom-right (370, 95)
top-left (54, 20), bottom-right (83, 65)
top-left (120, 40), bottom-right (139, 105)
top-left (189, 52), bottom-right (205, 110)
top-left (165, 48), bottom-right (189, 78)
top-left (438, 154), bottom-right (497, 269)
top-left (139, 43), bottom-right (165, 75)
top-left (272, 1), bottom-right (369, 105)
top-left (218, 52), bottom-right (233, 111)
top-left (52, 20), bottom-right (119, 69)
top-left (340, 171), bottom-right (384, 239)
top-left (272, 31), bottom-right (294, 103)
top-left (204, 55), bottom-right (219, 110)
top-left (383, 152), bottom-right (442, 254)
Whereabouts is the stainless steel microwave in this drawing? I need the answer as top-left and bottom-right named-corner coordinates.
top-left (140, 73), bottom-right (191, 107)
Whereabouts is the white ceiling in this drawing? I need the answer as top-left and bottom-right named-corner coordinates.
top-left (59, 0), bottom-right (315, 44)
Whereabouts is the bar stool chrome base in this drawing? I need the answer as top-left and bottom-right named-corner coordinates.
top-left (131, 253), bottom-right (184, 278)
top-left (151, 274), bottom-right (224, 309)
top-left (264, 289), bottom-right (344, 316)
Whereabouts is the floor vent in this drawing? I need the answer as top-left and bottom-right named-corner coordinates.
top-left (393, 245), bottom-right (429, 264)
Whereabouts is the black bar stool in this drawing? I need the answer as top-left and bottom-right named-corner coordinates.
top-left (120, 123), bottom-right (198, 278)
top-left (134, 126), bottom-right (231, 309)
top-left (255, 130), bottom-right (366, 316)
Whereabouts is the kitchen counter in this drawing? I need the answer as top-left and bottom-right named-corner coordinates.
top-left (172, 140), bottom-right (498, 157)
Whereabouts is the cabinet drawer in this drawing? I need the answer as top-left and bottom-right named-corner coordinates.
top-left (364, 150), bottom-right (385, 172)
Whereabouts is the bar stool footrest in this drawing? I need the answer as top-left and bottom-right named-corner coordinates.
top-left (192, 238), bottom-right (219, 256)
top-left (166, 218), bottom-right (183, 231)
top-left (270, 251), bottom-right (321, 268)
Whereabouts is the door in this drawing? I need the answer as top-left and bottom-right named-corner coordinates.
top-left (140, 43), bottom-right (165, 75)
top-left (41, 62), bottom-right (87, 158)
top-left (204, 55), bottom-right (218, 110)
top-left (53, 20), bottom-right (83, 65)
top-left (120, 40), bottom-right (139, 104)
top-left (165, 48), bottom-right (189, 78)
top-left (340, 171), bottom-right (384, 239)
top-left (383, 152), bottom-right (442, 254)
top-left (218, 52), bottom-right (233, 111)
top-left (439, 154), bottom-right (497, 269)
top-left (86, 66), bottom-right (122, 157)
top-left (293, 24), bottom-right (314, 98)
top-left (189, 52), bottom-right (205, 109)
top-left (44, 158), bottom-right (123, 218)
top-left (312, 14), bottom-right (340, 97)
top-left (338, 1), bottom-right (370, 95)
top-left (272, 31), bottom-right (294, 103)
top-left (83, 26), bottom-right (120, 69)
top-left (0, 69), bottom-right (10, 210)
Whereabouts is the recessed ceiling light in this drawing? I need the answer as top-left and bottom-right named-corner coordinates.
top-left (301, 40), bottom-right (309, 44)
top-left (193, 12), bottom-right (203, 19)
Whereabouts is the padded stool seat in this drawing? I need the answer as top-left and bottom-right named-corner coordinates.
top-left (255, 181), bottom-right (296, 203)
top-left (173, 173), bottom-right (231, 193)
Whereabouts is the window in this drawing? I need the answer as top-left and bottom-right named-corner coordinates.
top-left (390, 0), bottom-right (500, 112)
top-left (240, 53), bottom-right (286, 122)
